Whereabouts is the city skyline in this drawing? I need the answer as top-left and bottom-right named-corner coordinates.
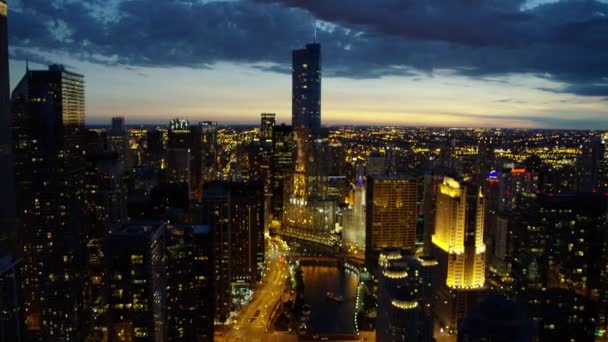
top-left (5, 0), bottom-right (608, 129)
top-left (4, 1), bottom-right (608, 341)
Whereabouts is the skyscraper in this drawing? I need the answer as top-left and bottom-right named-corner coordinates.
top-left (376, 250), bottom-right (438, 342)
top-left (165, 225), bottom-right (214, 341)
top-left (365, 174), bottom-right (418, 270)
top-left (260, 113), bottom-right (275, 141)
top-left (104, 222), bottom-right (166, 341)
top-left (11, 65), bottom-right (87, 339)
top-left (0, 0), bottom-right (16, 255)
top-left (203, 181), bottom-right (265, 322)
top-left (431, 176), bottom-right (486, 335)
top-left (167, 118), bottom-right (192, 186)
top-left (292, 43), bottom-right (321, 146)
top-left (108, 116), bottom-right (129, 173)
top-left (200, 121), bottom-right (218, 184)
top-left (271, 124), bottom-right (294, 221)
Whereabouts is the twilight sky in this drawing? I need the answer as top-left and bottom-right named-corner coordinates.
top-left (6, 0), bottom-right (608, 128)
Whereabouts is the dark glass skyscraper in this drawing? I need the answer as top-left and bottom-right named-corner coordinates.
top-left (0, 0), bottom-right (17, 254)
top-left (203, 181), bottom-right (265, 323)
top-left (11, 65), bottom-right (87, 339)
top-left (292, 43), bottom-right (321, 140)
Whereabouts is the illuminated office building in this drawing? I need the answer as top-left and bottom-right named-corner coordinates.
top-left (166, 225), bottom-right (214, 341)
top-left (11, 65), bottom-right (87, 339)
top-left (343, 176), bottom-right (366, 249)
top-left (431, 176), bottom-right (486, 334)
top-left (203, 181), bottom-right (264, 322)
top-left (365, 175), bottom-right (418, 270)
top-left (0, 0), bottom-right (16, 254)
top-left (104, 222), bottom-right (166, 341)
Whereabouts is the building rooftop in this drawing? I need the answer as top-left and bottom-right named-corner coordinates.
top-left (111, 222), bottom-right (165, 237)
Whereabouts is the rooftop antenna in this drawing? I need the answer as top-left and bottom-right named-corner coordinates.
top-left (313, 18), bottom-right (317, 42)
top-left (25, 58), bottom-right (29, 72)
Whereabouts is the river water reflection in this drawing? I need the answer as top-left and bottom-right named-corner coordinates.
top-left (301, 265), bottom-right (359, 334)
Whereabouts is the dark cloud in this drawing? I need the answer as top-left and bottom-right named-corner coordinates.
top-left (7, 0), bottom-right (608, 97)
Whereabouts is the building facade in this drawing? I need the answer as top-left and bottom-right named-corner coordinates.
top-left (11, 65), bottom-right (88, 339)
top-left (431, 176), bottom-right (487, 334)
top-left (365, 175), bottom-right (418, 270)
top-left (104, 222), bottom-right (166, 341)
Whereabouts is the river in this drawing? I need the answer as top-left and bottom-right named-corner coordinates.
top-left (301, 265), bottom-right (360, 334)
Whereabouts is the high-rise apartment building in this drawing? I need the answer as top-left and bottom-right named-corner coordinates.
top-left (11, 65), bottom-right (87, 339)
top-left (365, 175), bottom-right (418, 270)
top-left (104, 222), bottom-right (166, 341)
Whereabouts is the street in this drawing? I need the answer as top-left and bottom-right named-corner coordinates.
top-left (219, 237), bottom-right (293, 342)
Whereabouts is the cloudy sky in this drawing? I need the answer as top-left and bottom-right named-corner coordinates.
top-left (6, 0), bottom-right (608, 128)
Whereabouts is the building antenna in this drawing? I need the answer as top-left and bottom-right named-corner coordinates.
top-left (313, 18), bottom-right (317, 42)
top-left (25, 58), bottom-right (29, 72)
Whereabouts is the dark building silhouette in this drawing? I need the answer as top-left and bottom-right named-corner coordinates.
top-left (292, 43), bottom-right (321, 143)
top-left (0, 0), bottom-right (16, 255)
top-left (271, 124), bottom-right (294, 221)
top-left (458, 294), bottom-right (537, 342)
top-left (108, 116), bottom-right (129, 173)
top-left (509, 192), bottom-right (608, 336)
top-left (578, 135), bottom-right (604, 192)
top-left (167, 118), bottom-right (192, 187)
top-left (260, 113), bottom-right (275, 141)
top-left (200, 121), bottom-right (218, 184)
top-left (11, 65), bottom-right (88, 339)
top-left (0, 256), bottom-right (24, 342)
top-left (519, 288), bottom-right (596, 342)
top-left (104, 222), bottom-right (167, 341)
top-left (166, 225), bottom-right (214, 341)
top-left (145, 129), bottom-right (165, 170)
top-left (203, 181), bottom-right (265, 322)
top-left (376, 250), bottom-right (438, 342)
